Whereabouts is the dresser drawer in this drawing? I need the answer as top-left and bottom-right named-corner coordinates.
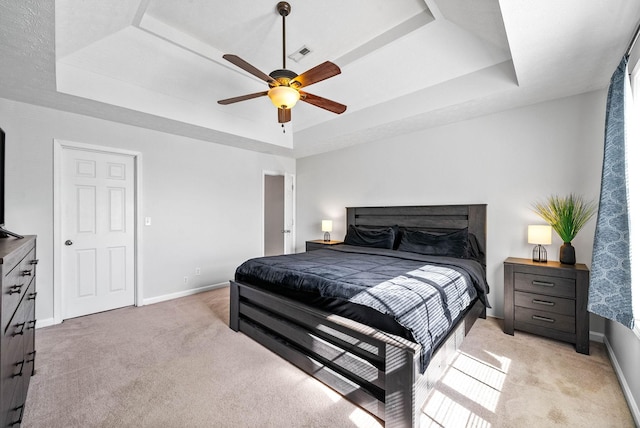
top-left (1, 321), bottom-right (26, 425)
top-left (514, 291), bottom-right (575, 316)
top-left (0, 236), bottom-right (37, 426)
top-left (515, 306), bottom-right (575, 334)
top-left (2, 247), bottom-right (36, 332)
top-left (514, 272), bottom-right (575, 298)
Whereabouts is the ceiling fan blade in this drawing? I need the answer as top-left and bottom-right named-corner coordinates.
top-left (300, 92), bottom-right (347, 114)
top-left (222, 54), bottom-right (276, 85)
top-left (290, 61), bottom-right (341, 89)
top-left (218, 91), bottom-right (268, 105)
top-left (278, 108), bottom-right (291, 123)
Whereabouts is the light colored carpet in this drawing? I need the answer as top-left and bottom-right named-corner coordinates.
top-left (23, 287), bottom-right (633, 427)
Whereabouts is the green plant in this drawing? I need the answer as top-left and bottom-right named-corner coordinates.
top-left (531, 194), bottom-right (597, 243)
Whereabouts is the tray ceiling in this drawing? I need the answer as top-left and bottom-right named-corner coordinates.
top-left (1, 0), bottom-right (639, 157)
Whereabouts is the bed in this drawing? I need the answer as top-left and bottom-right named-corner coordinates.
top-left (229, 204), bottom-right (488, 427)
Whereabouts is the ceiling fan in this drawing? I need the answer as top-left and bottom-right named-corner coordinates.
top-left (217, 1), bottom-right (346, 124)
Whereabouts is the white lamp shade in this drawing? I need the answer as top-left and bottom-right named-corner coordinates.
top-left (321, 220), bottom-right (333, 232)
top-left (268, 86), bottom-right (300, 109)
top-left (528, 225), bottom-right (552, 245)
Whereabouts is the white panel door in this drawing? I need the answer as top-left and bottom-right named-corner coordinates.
top-left (61, 148), bottom-right (135, 319)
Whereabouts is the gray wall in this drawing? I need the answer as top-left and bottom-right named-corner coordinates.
top-left (606, 321), bottom-right (640, 424)
top-left (297, 90), bottom-right (606, 319)
top-left (1, 97), bottom-right (295, 323)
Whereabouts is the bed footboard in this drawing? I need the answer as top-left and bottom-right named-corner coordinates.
top-left (229, 280), bottom-right (484, 427)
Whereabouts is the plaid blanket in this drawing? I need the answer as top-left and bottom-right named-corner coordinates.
top-left (235, 245), bottom-right (489, 372)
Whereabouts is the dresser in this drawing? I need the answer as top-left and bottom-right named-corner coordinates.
top-left (503, 257), bottom-right (589, 354)
top-left (0, 236), bottom-right (37, 427)
top-left (305, 240), bottom-right (343, 251)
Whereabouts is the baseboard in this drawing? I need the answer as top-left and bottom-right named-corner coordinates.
top-left (36, 318), bottom-right (57, 329)
top-left (35, 283), bottom-right (229, 329)
top-left (604, 335), bottom-right (640, 426)
top-left (142, 282), bottom-right (229, 306)
top-left (589, 330), bottom-right (605, 343)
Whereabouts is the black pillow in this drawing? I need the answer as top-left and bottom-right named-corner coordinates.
top-left (467, 233), bottom-right (485, 263)
top-left (358, 224), bottom-right (402, 249)
top-left (398, 228), bottom-right (469, 258)
top-left (344, 225), bottom-right (396, 249)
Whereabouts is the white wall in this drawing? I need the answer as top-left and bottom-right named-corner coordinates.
top-left (1, 97), bottom-right (295, 323)
top-left (606, 321), bottom-right (640, 424)
top-left (296, 90), bottom-right (606, 322)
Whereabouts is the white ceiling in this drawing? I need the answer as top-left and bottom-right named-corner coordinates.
top-left (1, 1), bottom-right (639, 158)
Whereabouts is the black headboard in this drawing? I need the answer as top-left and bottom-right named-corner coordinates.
top-left (346, 204), bottom-right (487, 261)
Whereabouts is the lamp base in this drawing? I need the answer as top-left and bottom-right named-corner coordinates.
top-left (323, 232), bottom-right (330, 242)
top-left (532, 245), bottom-right (547, 263)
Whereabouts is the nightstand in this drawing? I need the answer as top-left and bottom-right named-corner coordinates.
top-left (503, 257), bottom-right (590, 354)
top-left (305, 240), bottom-right (343, 251)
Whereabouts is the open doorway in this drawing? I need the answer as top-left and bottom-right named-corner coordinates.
top-left (263, 172), bottom-right (295, 256)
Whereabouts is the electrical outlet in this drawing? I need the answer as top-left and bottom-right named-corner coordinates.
top-left (195, 267), bottom-right (201, 276)
top-left (183, 276), bottom-right (188, 284)
top-left (144, 217), bottom-right (151, 226)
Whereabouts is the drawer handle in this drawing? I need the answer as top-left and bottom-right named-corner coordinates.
top-left (28, 292), bottom-right (38, 301)
top-left (13, 322), bottom-right (26, 336)
top-left (30, 259), bottom-right (39, 265)
top-left (9, 404), bottom-right (24, 426)
top-left (27, 319), bottom-right (37, 329)
top-left (532, 299), bottom-right (555, 306)
top-left (8, 284), bottom-right (23, 295)
top-left (532, 315), bottom-right (555, 323)
top-left (13, 360), bottom-right (25, 377)
top-left (532, 280), bottom-right (555, 287)
top-left (22, 269), bottom-right (32, 276)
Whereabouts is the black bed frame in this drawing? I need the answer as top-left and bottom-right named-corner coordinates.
top-left (229, 204), bottom-right (487, 427)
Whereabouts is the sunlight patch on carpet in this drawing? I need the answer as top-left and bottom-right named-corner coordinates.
top-left (421, 350), bottom-right (512, 426)
top-left (421, 390), bottom-right (491, 428)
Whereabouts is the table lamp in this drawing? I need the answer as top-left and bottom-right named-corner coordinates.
top-left (528, 225), bottom-right (552, 262)
top-left (322, 220), bottom-right (332, 242)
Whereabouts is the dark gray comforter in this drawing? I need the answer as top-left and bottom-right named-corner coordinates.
top-left (235, 245), bottom-right (490, 372)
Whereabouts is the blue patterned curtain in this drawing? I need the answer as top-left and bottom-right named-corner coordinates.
top-left (588, 56), bottom-right (635, 329)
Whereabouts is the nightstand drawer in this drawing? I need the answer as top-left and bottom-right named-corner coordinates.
top-left (515, 307), bottom-right (575, 334)
top-left (514, 291), bottom-right (575, 316)
top-left (514, 272), bottom-right (575, 298)
top-left (305, 240), bottom-right (343, 251)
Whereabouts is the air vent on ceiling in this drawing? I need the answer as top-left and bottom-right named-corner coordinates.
top-left (288, 45), bottom-right (312, 63)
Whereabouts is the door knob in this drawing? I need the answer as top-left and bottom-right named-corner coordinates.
top-left (65, 240), bottom-right (73, 246)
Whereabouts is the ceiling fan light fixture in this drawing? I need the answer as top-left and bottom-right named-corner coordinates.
top-left (217, 2), bottom-right (345, 123)
top-left (268, 86), bottom-right (300, 109)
